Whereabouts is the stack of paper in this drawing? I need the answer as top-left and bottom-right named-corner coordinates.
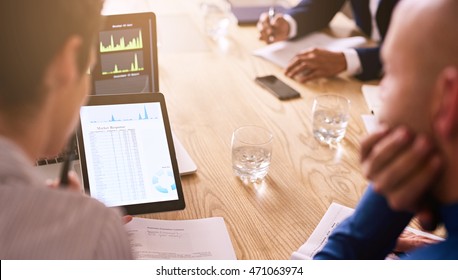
top-left (253, 32), bottom-right (367, 68)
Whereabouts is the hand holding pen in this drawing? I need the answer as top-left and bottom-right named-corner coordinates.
top-left (59, 135), bottom-right (77, 188)
top-left (257, 7), bottom-right (290, 43)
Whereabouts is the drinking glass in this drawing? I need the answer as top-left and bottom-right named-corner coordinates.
top-left (231, 125), bottom-right (273, 183)
top-left (201, 0), bottom-right (231, 39)
top-left (312, 95), bottom-right (351, 145)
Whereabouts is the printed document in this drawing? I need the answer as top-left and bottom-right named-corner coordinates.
top-left (253, 32), bottom-right (367, 68)
top-left (291, 202), bottom-right (444, 260)
top-left (291, 203), bottom-right (353, 260)
top-left (125, 217), bottom-right (237, 260)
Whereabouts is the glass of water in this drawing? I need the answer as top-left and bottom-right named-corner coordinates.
top-left (231, 125), bottom-right (273, 183)
top-left (201, 0), bottom-right (231, 40)
top-left (312, 95), bottom-right (351, 145)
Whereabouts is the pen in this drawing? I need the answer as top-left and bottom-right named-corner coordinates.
top-left (268, 6), bottom-right (276, 42)
top-left (59, 135), bottom-right (77, 188)
top-left (268, 6), bottom-right (276, 21)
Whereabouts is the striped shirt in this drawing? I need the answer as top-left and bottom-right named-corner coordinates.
top-left (0, 137), bottom-right (133, 259)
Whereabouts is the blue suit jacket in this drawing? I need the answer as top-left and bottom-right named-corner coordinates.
top-left (287, 0), bottom-right (399, 81)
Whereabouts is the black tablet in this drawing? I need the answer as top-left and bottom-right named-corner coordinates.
top-left (92, 12), bottom-right (159, 95)
top-left (76, 93), bottom-right (185, 215)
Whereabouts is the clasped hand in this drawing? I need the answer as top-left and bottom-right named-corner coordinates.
top-left (361, 126), bottom-right (443, 252)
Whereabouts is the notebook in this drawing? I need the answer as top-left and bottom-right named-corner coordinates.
top-left (36, 12), bottom-right (197, 181)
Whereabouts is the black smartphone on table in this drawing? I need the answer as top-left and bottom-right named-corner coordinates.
top-left (255, 75), bottom-right (301, 100)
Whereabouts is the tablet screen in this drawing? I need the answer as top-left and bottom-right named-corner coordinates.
top-left (92, 12), bottom-right (159, 95)
top-left (77, 94), bottom-right (184, 214)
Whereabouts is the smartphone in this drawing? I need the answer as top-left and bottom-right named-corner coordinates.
top-left (255, 75), bottom-right (301, 100)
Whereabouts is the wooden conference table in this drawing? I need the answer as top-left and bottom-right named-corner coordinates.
top-left (104, 0), bottom-right (374, 260)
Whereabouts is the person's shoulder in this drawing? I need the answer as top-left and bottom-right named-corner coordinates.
top-left (17, 185), bottom-right (123, 226)
top-left (50, 188), bottom-right (123, 219)
top-left (0, 184), bottom-right (131, 259)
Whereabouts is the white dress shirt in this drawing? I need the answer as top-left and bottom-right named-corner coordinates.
top-left (285, 0), bottom-right (381, 75)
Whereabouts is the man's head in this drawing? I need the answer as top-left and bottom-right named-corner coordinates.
top-left (378, 0), bottom-right (458, 203)
top-left (379, 0), bottom-right (458, 136)
top-left (0, 0), bottom-right (104, 156)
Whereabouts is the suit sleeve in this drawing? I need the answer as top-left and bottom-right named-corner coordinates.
top-left (314, 185), bottom-right (413, 259)
top-left (287, 0), bottom-right (347, 39)
top-left (355, 46), bottom-right (383, 81)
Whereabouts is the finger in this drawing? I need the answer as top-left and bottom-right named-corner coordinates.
top-left (285, 56), bottom-right (316, 78)
top-left (257, 13), bottom-right (272, 42)
top-left (386, 154), bottom-right (441, 212)
top-left (67, 170), bottom-right (83, 193)
top-left (123, 215), bottom-right (133, 224)
top-left (417, 209), bottom-right (439, 231)
top-left (267, 34), bottom-right (275, 44)
top-left (371, 135), bottom-right (433, 195)
top-left (258, 13), bottom-right (272, 33)
top-left (46, 178), bottom-right (59, 189)
top-left (371, 136), bottom-right (436, 202)
top-left (395, 234), bottom-right (439, 253)
top-left (360, 125), bottom-right (390, 161)
top-left (361, 127), bottom-right (413, 180)
top-left (269, 15), bottom-right (286, 43)
top-left (297, 69), bottom-right (320, 83)
top-left (285, 51), bottom-right (312, 75)
top-left (289, 61), bottom-right (315, 79)
top-left (257, 13), bottom-right (270, 30)
top-left (395, 236), bottom-right (419, 253)
top-left (258, 28), bottom-right (273, 42)
top-left (285, 56), bottom-right (303, 75)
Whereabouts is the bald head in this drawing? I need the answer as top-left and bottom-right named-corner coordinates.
top-left (384, 0), bottom-right (458, 78)
top-left (378, 0), bottom-right (458, 134)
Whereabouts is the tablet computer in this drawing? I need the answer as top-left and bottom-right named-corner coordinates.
top-left (76, 93), bottom-right (185, 215)
top-left (92, 12), bottom-right (159, 95)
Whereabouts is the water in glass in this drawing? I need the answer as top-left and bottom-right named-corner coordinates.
top-left (232, 146), bottom-right (271, 183)
top-left (313, 109), bottom-right (349, 145)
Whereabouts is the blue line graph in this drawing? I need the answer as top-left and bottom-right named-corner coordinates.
top-left (87, 104), bottom-right (160, 124)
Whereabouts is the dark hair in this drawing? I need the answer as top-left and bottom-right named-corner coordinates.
top-left (0, 0), bottom-right (104, 114)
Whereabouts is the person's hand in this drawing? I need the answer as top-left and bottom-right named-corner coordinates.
top-left (394, 229), bottom-right (439, 253)
top-left (360, 126), bottom-right (442, 212)
top-left (122, 215), bottom-right (133, 224)
top-left (46, 170), bottom-right (83, 193)
top-left (284, 48), bottom-right (347, 82)
top-left (257, 13), bottom-right (290, 43)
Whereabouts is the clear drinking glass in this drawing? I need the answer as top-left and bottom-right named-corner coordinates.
top-left (201, 0), bottom-right (231, 39)
top-left (312, 95), bottom-right (351, 145)
top-left (231, 125), bottom-right (273, 183)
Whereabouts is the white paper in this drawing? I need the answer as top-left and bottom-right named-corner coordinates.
top-left (228, 0), bottom-right (271, 7)
top-left (125, 217), bottom-right (237, 260)
top-left (362, 84), bottom-right (382, 116)
top-left (361, 114), bottom-right (379, 134)
top-left (291, 202), bottom-right (444, 260)
top-left (253, 32), bottom-right (367, 68)
top-left (291, 202), bottom-right (353, 260)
